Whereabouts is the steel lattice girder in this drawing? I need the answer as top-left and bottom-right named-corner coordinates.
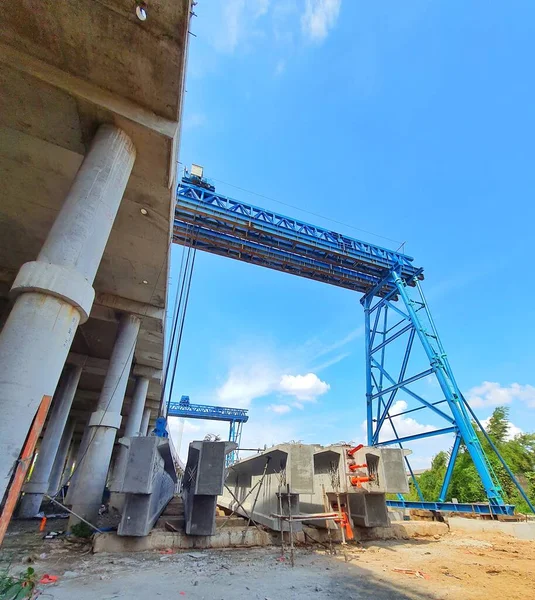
top-left (174, 181), bottom-right (423, 298)
top-left (167, 401), bottom-right (249, 423)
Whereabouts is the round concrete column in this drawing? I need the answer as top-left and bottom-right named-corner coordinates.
top-left (60, 439), bottom-right (80, 489)
top-left (140, 408), bottom-right (152, 436)
top-left (109, 376), bottom-right (149, 492)
top-left (69, 313), bottom-right (140, 526)
top-left (64, 425), bottom-right (92, 505)
top-left (19, 366), bottom-right (82, 517)
top-left (46, 418), bottom-right (77, 497)
top-left (0, 125), bottom-right (136, 502)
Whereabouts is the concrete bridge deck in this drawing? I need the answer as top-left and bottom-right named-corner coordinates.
top-left (0, 0), bottom-right (191, 523)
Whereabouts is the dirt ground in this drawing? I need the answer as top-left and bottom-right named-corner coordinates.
top-left (1, 520), bottom-right (534, 599)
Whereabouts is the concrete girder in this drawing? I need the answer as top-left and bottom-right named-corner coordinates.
top-left (67, 352), bottom-right (161, 381)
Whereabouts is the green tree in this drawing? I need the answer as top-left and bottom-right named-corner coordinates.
top-left (405, 406), bottom-right (535, 513)
top-left (486, 406), bottom-right (510, 443)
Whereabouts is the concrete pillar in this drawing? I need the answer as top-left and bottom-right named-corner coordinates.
top-left (110, 377), bottom-right (149, 493)
top-left (0, 125), bottom-right (136, 502)
top-left (64, 425), bottom-right (92, 505)
top-left (47, 419), bottom-right (76, 497)
top-left (141, 408), bottom-right (152, 436)
top-left (69, 313), bottom-right (140, 525)
top-left (18, 366), bottom-right (82, 517)
top-left (60, 438), bottom-right (80, 489)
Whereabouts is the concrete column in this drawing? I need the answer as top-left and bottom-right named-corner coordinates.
top-left (60, 438), bottom-right (80, 490)
top-left (141, 408), bottom-right (152, 436)
top-left (47, 419), bottom-right (76, 497)
top-left (0, 125), bottom-right (136, 502)
top-left (64, 425), bottom-right (92, 505)
top-left (69, 313), bottom-right (140, 526)
top-left (19, 365), bottom-right (82, 517)
top-left (110, 377), bottom-right (149, 493)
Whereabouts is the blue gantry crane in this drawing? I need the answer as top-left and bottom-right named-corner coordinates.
top-left (167, 395), bottom-right (248, 465)
top-left (171, 166), bottom-right (533, 516)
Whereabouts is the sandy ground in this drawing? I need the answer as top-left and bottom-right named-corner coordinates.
top-left (1, 520), bottom-right (534, 599)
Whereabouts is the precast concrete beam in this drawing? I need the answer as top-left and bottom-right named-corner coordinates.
top-left (67, 352), bottom-right (162, 381)
top-left (69, 312), bottom-right (140, 526)
top-left (0, 124), bottom-right (136, 502)
top-left (109, 376), bottom-right (149, 494)
top-left (132, 365), bottom-right (162, 382)
top-left (18, 365), bottom-right (82, 517)
top-left (94, 293), bottom-right (165, 324)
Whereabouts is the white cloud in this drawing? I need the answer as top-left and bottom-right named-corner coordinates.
top-left (385, 400), bottom-right (436, 440)
top-left (467, 381), bottom-right (535, 408)
top-left (217, 364), bottom-right (277, 408)
top-left (183, 112), bottom-right (207, 130)
top-left (268, 404), bottom-right (292, 414)
top-left (168, 407), bottom-right (302, 462)
top-left (313, 326), bottom-right (363, 359)
top-left (254, 0), bottom-right (270, 18)
top-left (362, 400), bottom-right (435, 443)
top-left (279, 373), bottom-right (330, 401)
top-left (220, 0), bottom-right (245, 52)
top-left (215, 362), bottom-right (329, 408)
top-left (480, 417), bottom-right (523, 441)
top-left (274, 59), bottom-right (286, 76)
top-left (312, 351), bottom-right (351, 372)
top-left (215, 0), bottom-right (271, 53)
top-left (301, 0), bottom-right (342, 43)
top-left (183, 421), bottom-right (201, 433)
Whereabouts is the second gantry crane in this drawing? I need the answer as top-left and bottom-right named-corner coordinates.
top-left (167, 395), bottom-right (248, 465)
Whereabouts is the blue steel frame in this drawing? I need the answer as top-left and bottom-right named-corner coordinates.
top-left (173, 174), bottom-right (532, 514)
top-left (176, 178), bottom-right (422, 296)
top-left (167, 396), bottom-right (248, 465)
top-left (362, 266), bottom-right (507, 512)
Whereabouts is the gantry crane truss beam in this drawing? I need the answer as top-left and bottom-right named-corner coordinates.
top-left (172, 176), bottom-right (525, 515)
top-left (167, 396), bottom-right (248, 465)
top-left (175, 180), bottom-right (422, 297)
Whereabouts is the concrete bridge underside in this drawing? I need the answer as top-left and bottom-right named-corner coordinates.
top-left (0, 0), bottom-right (191, 524)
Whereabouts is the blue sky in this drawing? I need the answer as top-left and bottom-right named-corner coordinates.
top-left (167, 0), bottom-right (535, 467)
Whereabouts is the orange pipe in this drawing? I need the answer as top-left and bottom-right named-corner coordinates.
top-left (0, 395), bottom-right (53, 546)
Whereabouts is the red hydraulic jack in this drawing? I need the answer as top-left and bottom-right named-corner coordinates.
top-left (350, 475), bottom-right (373, 487)
top-left (349, 463), bottom-right (367, 472)
top-left (347, 444), bottom-right (363, 457)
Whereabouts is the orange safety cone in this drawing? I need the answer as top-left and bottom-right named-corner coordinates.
top-left (39, 517), bottom-right (47, 532)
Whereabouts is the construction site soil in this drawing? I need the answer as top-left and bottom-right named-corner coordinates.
top-left (1, 520), bottom-right (533, 599)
